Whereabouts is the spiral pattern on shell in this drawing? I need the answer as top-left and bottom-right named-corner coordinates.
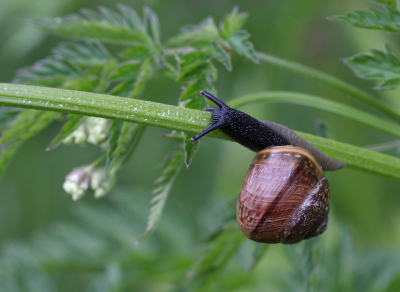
top-left (236, 145), bottom-right (330, 244)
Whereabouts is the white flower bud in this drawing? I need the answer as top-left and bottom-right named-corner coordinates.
top-left (86, 117), bottom-right (108, 145)
top-left (94, 172), bottom-right (116, 199)
top-left (90, 168), bottom-right (105, 189)
top-left (62, 125), bottom-right (87, 146)
top-left (73, 126), bottom-right (87, 145)
top-left (63, 166), bottom-right (91, 200)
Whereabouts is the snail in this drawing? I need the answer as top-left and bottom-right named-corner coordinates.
top-left (191, 90), bottom-right (346, 244)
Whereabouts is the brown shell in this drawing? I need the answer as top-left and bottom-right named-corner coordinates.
top-left (236, 145), bottom-right (330, 244)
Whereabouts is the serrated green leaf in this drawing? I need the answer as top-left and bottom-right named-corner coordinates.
top-left (13, 57), bottom-right (82, 86)
top-left (143, 7), bottom-right (161, 45)
top-left (136, 151), bottom-right (184, 243)
top-left (344, 44), bottom-right (400, 90)
top-left (105, 120), bottom-right (124, 176)
top-left (329, 7), bottom-right (400, 32)
top-left (41, 21), bottom-right (152, 45)
top-left (220, 6), bottom-right (249, 39)
top-left (184, 133), bottom-right (199, 167)
top-left (176, 51), bottom-right (211, 82)
top-left (62, 76), bottom-right (97, 91)
top-left (280, 224), bottom-right (400, 292)
top-left (109, 61), bottom-right (142, 83)
top-left (120, 45), bottom-right (153, 61)
top-left (31, 6), bottom-right (153, 46)
top-left (116, 3), bottom-right (144, 31)
top-left (285, 237), bottom-right (321, 291)
top-left (197, 41), bottom-right (232, 71)
top-left (129, 58), bottom-right (152, 99)
top-left (374, 77), bottom-right (400, 89)
top-left (210, 42), bottom-right (232, 71)
top-left (180, 79), bottom-right (213, 103)
top-left (228, 30), bottom-right (259, 64)
top-left (0, 108), bottom-right (22, 132)
top-left (177, 61), bottom-right (210, 82)
top-left (108, 80), bottom-right (135, 97)
top-left (180, 220), bottom-right (245, 291)
top-left (106, 123), bottom-right (145, 176)
top-left (167, 17), bottom-right (220, 46)
top-left (98, 6), bottom-right (124, 26)
top-left (61, 63), bottom-right (104, 91)
top-left (373, 0), bottom-right (397, 9)
top-left (0, 110), bottom-right (58, 180)
top-left (246, 242), bottom-right (269, 272)
top-left (47, 114), bottom-right (85, 150)
top-left (235, 230), bottom-right (270, 272)
top-left (95, 58), bottom-right (119, 93)
top-left (53, 40), bottom-right (110, 66)
top-left (0, 110), bottom-right (48, 144)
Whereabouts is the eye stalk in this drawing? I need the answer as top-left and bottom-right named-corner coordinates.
top-left (199, 89), bottom-right (227, 108)
top-left (190, 90), bottom-right (228, 143)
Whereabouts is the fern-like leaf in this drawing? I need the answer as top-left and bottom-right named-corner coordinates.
top-left (105, 122), bottom-right (145, 177)
top-left (180, 220), bottom-right (245, 291)
top-left (228, 30), bottom-right (259, 64)
top-left (373, 0), bottom-right (397, 9)
top-left (167, 17), bottom-right (220, 46)
top-left (31, 6), bottom-right (153, 46)
top-left (344, 44), bottom-right (400, 90)
top-left (329, 7), bottom-right (400, 32)
top-left (0, 110), bottom-right (58, 180)
top-left (47, 114), bottom-right (85, 150)
top-left (53, 40), bottom-right (110, 66)
top-left (219, 6), bottom-right (249, 39)
top-left (136, 151), bottom-right (185, 244)
top-left (13, 57), bottom-right (82, 86)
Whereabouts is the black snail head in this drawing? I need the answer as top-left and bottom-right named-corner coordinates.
top-left (190, 90), bottom-right (289, 152)
top-left (191, 90), bottom-right (346, 244)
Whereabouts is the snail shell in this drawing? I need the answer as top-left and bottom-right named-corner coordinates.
top-left (191, 90), bottom-right (342, 244)
top-left (236, 145), bottom-right (330, 244)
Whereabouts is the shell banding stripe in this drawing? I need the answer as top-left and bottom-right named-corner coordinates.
top-left (236, 145), bottom-right (327, 243)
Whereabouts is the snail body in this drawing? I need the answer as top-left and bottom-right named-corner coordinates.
top-left (191, 90), bottom-right (345, 244)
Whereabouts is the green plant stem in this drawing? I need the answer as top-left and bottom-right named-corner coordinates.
top-left (0, 83), bottom-right (226, 141)
top-left (228, 91), bottom-right (400, 140)
top-left (256, 52), bottom-right (400, 123)
top-left (1, 83), bottom-right (400, 180)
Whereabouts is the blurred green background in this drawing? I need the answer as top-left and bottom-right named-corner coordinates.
top-left (1, 0), bottom-right (400, 291)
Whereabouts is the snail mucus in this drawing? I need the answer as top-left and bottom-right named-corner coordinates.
top-left (191, 90), bottom-right (346, 244)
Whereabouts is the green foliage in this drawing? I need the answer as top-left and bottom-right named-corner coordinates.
top-left (31, 5), bottom-right (153, 45)
top-left (181, 221), bottom-right (246, 291)
top-left (0, 191), bottom-right (398, 291)
top-left (330, 2), bottom-right (400, 91)
top-left (137, 151), bottom-right (185, 243)
top-left (105, 122), bottom-right (145, 178)
top-left (219, 6), bottom-right (249, 39)
top-left (330, 7), bottom-right (400, 33)
top-left (373, 0), bottom-right (397, 9)
top-left (344, 44), bottom-right (400, 90)
top-left (0, 110), bottom-right (58, 179)
top-left (47, 114), bottom-right (85, 150)
top-left (282, 227), bottom-right (400, 292)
